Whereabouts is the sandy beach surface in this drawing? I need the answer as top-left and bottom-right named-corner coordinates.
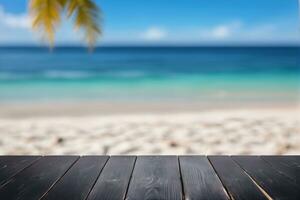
top-left (0, 104), bottom-right (299, 155)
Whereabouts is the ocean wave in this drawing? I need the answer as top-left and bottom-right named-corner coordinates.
top-left (0, 70), bottom-right (151, 81)
top-left (43, 70), bottom-right (94, 79)
top-left (101, 71), bottom-right (148, 78)
top-left (0, 71), bottom-right (94, 80)
top-left (0, 73), bottom-right (30, 80)
top-left (44, 70), bottom-right (150, 79)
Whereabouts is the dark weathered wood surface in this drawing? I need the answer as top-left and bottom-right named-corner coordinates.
top-left (87, 156), bottom-right (136, 200)
top-left (209, 156), bottom-right (268, 200)
top-left (0, 156), bottom-right (41, 186)
top-left (0, 156), bottom-right (78, 200)
top-left (179, 156), bottom-right (228, 200)
top-left (233, 156), bottom-right (300, 200)
top-left (42, 156), bottom-right (109, 200)
top-left (262, 156), bottom-right (300, 184)
top-left (126, 156), bottom-right (183, 200)
top-left (0, 155), bottom-right (298, 200)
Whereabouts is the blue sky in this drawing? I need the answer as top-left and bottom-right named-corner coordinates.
top-left (0, 0), bottom-right (299, 45)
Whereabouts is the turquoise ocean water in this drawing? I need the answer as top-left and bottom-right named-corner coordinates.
top-left (0, 46), bottom-right (299, 103)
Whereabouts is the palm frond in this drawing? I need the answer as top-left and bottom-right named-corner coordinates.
top-left (29, 0), bottom-right (102, 50)
top-left (29, 0), bottom-right (64, 48)
top-left (67, 0), bottom-right (102, 50)
top-left (57, 0), bottom-right (68, 7)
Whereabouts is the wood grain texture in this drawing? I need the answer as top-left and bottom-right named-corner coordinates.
top-left (0, 156), bottom-right (41, 186)
top-left (0, 156), bottom-right (78, 200)
top-left (262, 156), bottom-right (300, 185)
top-left (125, 156), bottom-right (182, 200)
top-left (42, 156), bottom-right (109, 200)
top-left (87, 156), bottom-right (136, 200)
top-left (233, 156), bottom-right (300, 200)
top-left (179, 156), bottom-right (229, 200)
top-left (209, 156), bottom-right (268, 200)
top-left (0, 155), bottom-right (298, 200)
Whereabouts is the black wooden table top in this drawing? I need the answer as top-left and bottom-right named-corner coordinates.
top-left (0, 156), bottom-right (299, 200)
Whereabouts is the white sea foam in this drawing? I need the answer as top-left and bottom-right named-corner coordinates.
top-left (102, 70), bottom-right (148, 78)
top-left (0, 72), bottom-right (30, 80)
top-left (43, 70), bottom-right (94, 79)
top-left (42, 70), bottom-right (150, 79)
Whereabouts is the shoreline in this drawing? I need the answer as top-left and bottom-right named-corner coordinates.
top-left (0, 100), bottom-right (299, 118)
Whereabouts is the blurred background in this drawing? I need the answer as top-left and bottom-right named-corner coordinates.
top-left (0, 0), bottom-right (299, 155)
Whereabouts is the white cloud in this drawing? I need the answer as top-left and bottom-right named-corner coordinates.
top-left (211, 26), bottom-right (230, 38)
top-left (0, 6), bottom-right (31, 29)
top-left (141, 27), bottom-right (167, 41)
top-left (200, 21), bottom-right (242, 40)
top-left (197, 21), bottom-right (295, 43)
top-left (245, 24), bottom-right (277, 38)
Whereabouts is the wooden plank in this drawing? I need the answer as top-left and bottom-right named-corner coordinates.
top-left (0, 156), bottom-right (41, 186)
top-left (262, 156), bottom-right (300, 185)
top-left (87, 156), bottom-right (136, 200)
top-left (0, 156), bottom-right (78, 200)
top-left (126, 156), bottom-right (182, 200)
top-left (233, 156), bottom-right (300, 200)
top-left (209, 156), bottom-right (268, 200)
top-left (42, 156), bottom-right (109, 200)
top-left (179, 156), bottom-right (229, 200)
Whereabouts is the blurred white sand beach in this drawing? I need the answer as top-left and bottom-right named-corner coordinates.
top-left (0, 103), bottom-right (299, 155)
